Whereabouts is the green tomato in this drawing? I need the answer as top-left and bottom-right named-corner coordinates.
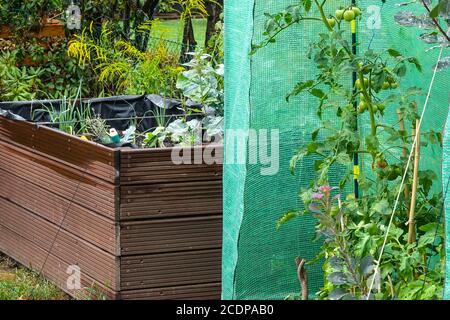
top-left (327, 18), bottom-right (336, 28)
top-left (361, 66), bottom-right (370, 75)
top-left (351, 6), bottom-right (362, 16)
top-left (390, 82), bottom-right (399, 89)
top-left (360, 93), bottom-right (367, 102)
top-left (356, 77), bottom-right (369, 89)
top-left (358, 101), bottom-right (368, 113)
top-left (382, 82), bottom-right (390, 90)
top-left (335, 9), bottom-right (344, 20)
top-left (387, 167), bottom-right (399, 181)
top-left (358, 62), bottom-right (370, 74)
top-left (378, 103), bottom-right (385, 112)
top-left (372, 104), bottom-right (378, 113)
top-left (343, 10), bottom-right (355, 22)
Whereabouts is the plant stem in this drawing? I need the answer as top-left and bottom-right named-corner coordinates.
top-left (295, 257), bottom-right (308, 300)
top-left (358, 72), bottom-right (376, 136)
top-left (315, 0), bottom-right (333, 31)
top-left (420, 0), bottom-right (450, 44)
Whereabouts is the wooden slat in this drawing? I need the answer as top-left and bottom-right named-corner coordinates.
top-left (120, 180), bottom-right (222, 220)
top-left (0, 140), bottom-right (117, 220)
top-left (0, 168), bottom-right (117, 254)
top-left (120, 283), bottom-right (221, 300)
top-left (0, 197), bottom-right (119, 291)
top-left (121, 249), bottom-right (221, 290)
top-left (120, 146), bottom-right (223, 185)
top-left (120, 216), bottom-right (222, 255)
top-left (0, 224), bottom-right (118, 299)
top-left (0, 117), bottom-right (118, 183)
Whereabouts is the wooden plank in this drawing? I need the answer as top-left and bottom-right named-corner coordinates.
top-left (0, 140), bottom-right (117, 220)
top-left (0, 168), bottom-right (117, 254)
top-left (0, 118), bottom-right (119, 183)
top-left (0, 224), bottom-right (118, 299)
top-left (121, 249), bottom-right (221, 290)
top-left (120, 180), bottom-right (222, 220)
top-left (120, 216), bottom-right (222, 255)
top-left (120, 283), bottom-right (221, 300)
top-left (120, 145), bottom-right (223, 185)
top-left (0, 198), bottom-right (119, 291)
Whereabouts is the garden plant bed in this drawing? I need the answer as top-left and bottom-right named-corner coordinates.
top-left (0, 116), bottom-right (223, 300)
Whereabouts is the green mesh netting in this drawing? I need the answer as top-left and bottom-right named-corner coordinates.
top-left (223, 0), bottom-right (450, 300)
top-left (443, 111), bottom-right (450, 299)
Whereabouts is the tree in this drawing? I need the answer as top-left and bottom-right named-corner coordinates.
top-left (205, 0), bottom-right (223, 47)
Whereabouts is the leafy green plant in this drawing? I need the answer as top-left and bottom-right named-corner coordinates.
top-left (143, 118), bottom-right (202, 148)
top-left (0, 51), bottom-right (43, 101)
top-left (143, 126), bottom-right (169, 148)
top-left (68, 23), bottom-right (183, 97)
top-left (176, 51), bottom-right (224, 114)
top-left (0, 0), bottom-right (62, 36)
top-left (257, 1), bottom-right (444, 300)
top-left (36, 85), bottom-right (93, 135)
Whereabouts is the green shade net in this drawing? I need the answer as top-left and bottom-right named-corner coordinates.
top-left (223, 0), bottom-right (450, 300)
top-left (443, 110), bottom-right (450, 299)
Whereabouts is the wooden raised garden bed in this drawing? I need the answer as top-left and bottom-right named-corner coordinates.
top-left (0, 117), bottom-right (223, 299)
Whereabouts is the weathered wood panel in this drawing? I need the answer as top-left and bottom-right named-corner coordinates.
top-left (0, 168), bottom-right (117, 254)
top-left (120, 146), bottom-right (223, 185)
top-left (0, 140), bottom-right (118, 220)
top-left (120, 180), bottom-right (222, 220)
top-left (120, 216), bottom-right (222, 256)
top-left (0, 198), bottom-right (119, 291)
top-left (0, 117), bottom-right (119, 183)
top-left (120, 283), bottom-right (221, 300)
top-left (120, 249), bottom-right (222, 290)
top-left (0, 224), bottom-right (119, 299)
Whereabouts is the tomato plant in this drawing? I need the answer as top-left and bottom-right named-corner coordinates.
top-left (255, 1), bottom-right (444, 300)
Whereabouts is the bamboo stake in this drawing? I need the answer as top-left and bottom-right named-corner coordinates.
top-left (397, 109), bottom-right (410, 214)
top-left (408, 119), bottom-right (420, 244)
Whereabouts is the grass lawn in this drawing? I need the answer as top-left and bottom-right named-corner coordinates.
top-left (153, 18), bottom-right (207, 46)
top-left (0, 253), bottom-right (67, 300)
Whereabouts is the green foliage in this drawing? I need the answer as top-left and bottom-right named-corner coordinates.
top-left (0, 39), bottom-right (93, 101)
top-left (144, 118), bottom-right (202, 147)
top-left (68, 23), bottom-right (183, 97)
top-left (0, 0), bottom-right (62, 35)
top-left (0, 51), bottom-right (43, 101)
top-left (35, 85), bottom-right (93, 135)
top-left (176, 51), bottom-right (224, 112)
top-left (257, 1), bottom-right (444, 300)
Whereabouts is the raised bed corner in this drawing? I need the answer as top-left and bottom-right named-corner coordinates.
top-left (0, 117), bottom-right (223, 300)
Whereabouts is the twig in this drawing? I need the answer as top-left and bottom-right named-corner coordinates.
top-left (295, 257), bottom-right (308, 300)
top-left (408, 119), bottom-right (421, 244)
top-left (421, 0), bottom-right (450, 43)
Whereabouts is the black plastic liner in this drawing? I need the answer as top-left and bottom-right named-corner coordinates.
top-left (0, 94), bottom-right (203, 133)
